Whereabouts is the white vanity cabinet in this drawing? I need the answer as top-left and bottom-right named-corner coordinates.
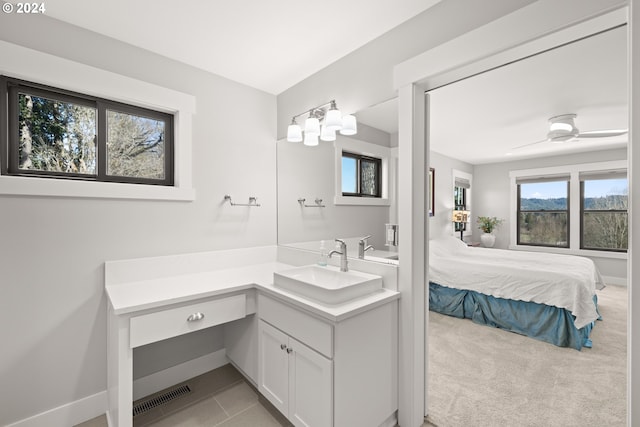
top-left (259, 320), bottom-right (333, 426)
top-left (258, 293), bottom-right (398, 427)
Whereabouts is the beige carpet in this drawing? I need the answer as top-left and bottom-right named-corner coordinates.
top-left (427, 284), bottom-right (627, 427)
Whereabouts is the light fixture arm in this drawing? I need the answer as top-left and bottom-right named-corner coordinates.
top-left (286, 99), bottom-right (357, 143)
top-left (289, 100), bottom-right (336, 122)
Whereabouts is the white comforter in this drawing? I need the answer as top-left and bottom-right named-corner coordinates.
top-left (428, 237), bottom-right (604, 329)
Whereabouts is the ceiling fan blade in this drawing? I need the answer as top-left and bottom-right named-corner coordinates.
top-left (577, 129), bottom-right (628, 138)
top-left (512, 138), bottom-right (549, 150)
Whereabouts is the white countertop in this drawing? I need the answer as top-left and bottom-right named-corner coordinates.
top-left (106, 261), bottom-right (399, 322)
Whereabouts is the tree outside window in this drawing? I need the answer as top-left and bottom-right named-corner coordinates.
top-left (517, 179), bottom-right (569, 248)
top-left (2, 76), bottom-right (173, 186)
top-left (581, 176), bottom-right (628, 252)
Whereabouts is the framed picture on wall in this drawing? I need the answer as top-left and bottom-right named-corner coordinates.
top-left (428, 168), bottom-right (435, 216)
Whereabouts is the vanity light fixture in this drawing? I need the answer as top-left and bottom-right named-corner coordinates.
top-left (287, 118), bottom-right (303, 142)
top-left (287, 100), bottom-right (357, 144)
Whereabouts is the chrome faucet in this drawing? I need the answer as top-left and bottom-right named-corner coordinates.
top-left (358, 235), bottom-right (374, 259)
top-left (329, 238), bottom-right (349, 272)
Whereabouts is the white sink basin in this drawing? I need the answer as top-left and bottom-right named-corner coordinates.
top-left (273, 265), bottom-right (383, 304)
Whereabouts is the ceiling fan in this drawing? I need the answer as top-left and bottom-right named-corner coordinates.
top-left (513, 113), bottom-right (628, 149)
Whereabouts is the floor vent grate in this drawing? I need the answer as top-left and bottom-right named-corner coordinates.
top-left (132, 384), bottom-right (191, 417)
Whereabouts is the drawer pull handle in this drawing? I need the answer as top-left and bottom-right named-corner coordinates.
top-left (187, 312), bottom-right (205, 322)
top-left (286, 347), bottom-right (293, 354)
top-left (280, 344), bottom-right (287, 350)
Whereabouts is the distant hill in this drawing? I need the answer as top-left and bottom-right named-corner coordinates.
top-left (521, 198), bottom-right (566, 210)
top-left (521, 195), bottom-right (627, 210)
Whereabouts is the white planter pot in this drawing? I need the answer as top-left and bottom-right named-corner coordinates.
top-left (480, 233), bottom-right (496, 248)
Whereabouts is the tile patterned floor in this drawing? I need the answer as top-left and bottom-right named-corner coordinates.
top-left (75, 364), bottom-right (291, 427)
top-left (74, 362), bottom-right (433, 426)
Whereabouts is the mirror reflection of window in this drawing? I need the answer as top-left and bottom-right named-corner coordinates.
top-left (341, 155), bottom-right (358, 193)
top-left (341, 151), bottom-right (382, 198)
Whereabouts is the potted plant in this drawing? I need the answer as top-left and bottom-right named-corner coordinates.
top-left (477, 216), bottom-right (503, 247)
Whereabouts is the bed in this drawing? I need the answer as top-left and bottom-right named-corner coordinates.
top-left (428, 237), bottom-right (604, 350)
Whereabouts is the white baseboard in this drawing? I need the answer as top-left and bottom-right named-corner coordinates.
top-left (602, 275), bottom-right (627, 286)
top-left (133, 349), bottom-right (228, 400)
top-left (6, 390), bottom-right (107, 427)
top-left (7, 350), bottom-right (229, 427)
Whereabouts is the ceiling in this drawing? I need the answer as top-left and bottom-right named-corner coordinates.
top-left (44, 0), bottom-right (440, 95)
top-left (43, 2), bottom-right (628, 165)
top-left (356, 25), bottom-right (629, 165)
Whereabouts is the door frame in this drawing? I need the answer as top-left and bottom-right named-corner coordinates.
top-left (393, 1), bottom-right (635, 425)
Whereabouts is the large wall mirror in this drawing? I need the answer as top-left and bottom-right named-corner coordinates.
top-left (276, 98), bottom-right (400, 263)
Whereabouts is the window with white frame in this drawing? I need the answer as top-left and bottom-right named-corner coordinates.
top-left (0, 41), bottom-right (195, 201)
top-left (334, 138), bottom-right (390, 206)
top-left (517, 176), bottom-right (570, 248)
top-left (510, 161), bottom-right (628, 255)
top-left (580, 170), bottom-right (628, 252)
top-left (1, 76), bottom-right (174, 185)
top-left (452, 170), bottom-right (472, 236)
top-left (341, 151), bottom-right (382, 197)
top-left (453, 175), bottom-right (470, 234)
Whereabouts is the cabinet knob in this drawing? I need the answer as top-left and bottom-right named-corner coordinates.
top-left (280, 343), bottom-right (287, 350)
top-left (187, 312), bottom-right (205, 322)
top-left (286, 347), bottom-right (293, 354)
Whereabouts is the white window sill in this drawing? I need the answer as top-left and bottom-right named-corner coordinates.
top-left (0, 175), bottom-right (195, 201)
top-left (509, 244), bottom-right (627, 260)
top-left (334, 195), bottom-right (390, 206)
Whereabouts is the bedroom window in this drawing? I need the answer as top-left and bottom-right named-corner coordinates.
top-left (580, 172), bottom-right (628, 252)
top-left (517, 177), bottom-right (569, 248)
top-left (1, 76), bottom-right (174, 186)
top-left (341, 151), bottom-right (382, 197)
top-left (454, 176), bottom-right (470, 233)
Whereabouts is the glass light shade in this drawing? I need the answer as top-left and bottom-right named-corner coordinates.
top-left (320, 125), bottom-right (336, 142)
top-left (304, 116), bottom-right (321, 135)
top-left (304, 132), bottom-right (319, 146)
top-left (324, 108), bottom-right (343, 131)
top-left (287, 123), bottom-right (303, 142)
top-left (340, 114), bottom-right (357, 135)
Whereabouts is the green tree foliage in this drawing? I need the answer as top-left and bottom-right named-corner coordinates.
top-left (519, 194), bottom-right (628, 250)
top-left (519, 212), bottom-right (568, 246)
top-left (19, 94), bottom-right (96, 173)
top-left (18, 94), bottom-right (165, 180)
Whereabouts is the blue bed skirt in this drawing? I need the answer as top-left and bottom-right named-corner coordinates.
top-left (428, 282), bottom-right (599, 350)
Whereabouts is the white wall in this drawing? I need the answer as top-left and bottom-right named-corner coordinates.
top-left (277, 124), bottom-right (391, 249)
top-left (429, 151), bottom-right (474, 239)
top-left (473, 148), bottom-right (628, 281)
top-left (0, 14), bottom-right (276, 426)
top-left (276, 0), bottom-right (536, 139)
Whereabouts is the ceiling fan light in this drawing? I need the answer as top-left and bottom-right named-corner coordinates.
top-left (287, 120), bottom-right (302, 142)
top-left (549, 122), bottom-right (573, 132)
top-left (320, 125), bottom-right (336, 141)
top-left (340, 114), bottom-right (357, 135)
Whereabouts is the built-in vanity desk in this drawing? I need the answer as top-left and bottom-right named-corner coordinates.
top-left (105, 245), bottom-right (399, 427)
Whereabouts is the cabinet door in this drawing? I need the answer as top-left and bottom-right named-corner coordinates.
top-left (288, 336), bottom-right (333, 427)
top-left (258, 321), bottom-right (289, 416)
